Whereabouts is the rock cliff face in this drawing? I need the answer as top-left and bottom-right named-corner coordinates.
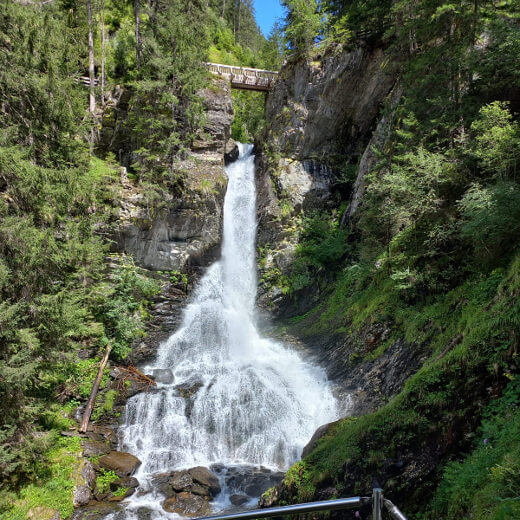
top-left (255, 43), bottom-right (429, 496)
top-left (113, 78), bottom-right (235, 273)
top-left (263, 43), bottom-right (397, 161)
top-left (255, 44), bottom-right (398, 313)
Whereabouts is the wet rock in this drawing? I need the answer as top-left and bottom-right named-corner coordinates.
top-left (152, 368), bottom-right (175, 384)
top-left (134, 508), bottom-right (154, 520)
top-left (177, 380), bottom-right (204, 398)
top-left (189, 466), bottom-right (222, 497)
top-left (230, 494), bottom-right (250, 507)
top-left (108, 487), bottom-right (136, 501)
top-left (151, 471), bottom-right (176, 497)
top-left (225, 139), bottom-right (239, 165)
top-left (110, 476), bottom-right (139, 491)
top-left (169, 466), bottom-right (221, 498)
top-left (211, 464), bottom-right (284, 500)
top-left (163, 492), bottom-right (212, 517)
top-left (171, 470), bottom-right (194, 492)
top-left (98, 451), bottom-right (142, 477)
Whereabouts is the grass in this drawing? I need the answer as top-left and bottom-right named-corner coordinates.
top-left (275, 251), bottom-right (520, 515)
top-left (0, 436), bottom-right (82, 520)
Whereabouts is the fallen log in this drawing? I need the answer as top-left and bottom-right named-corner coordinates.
top-left (78, 342), bottom-right (113, 433)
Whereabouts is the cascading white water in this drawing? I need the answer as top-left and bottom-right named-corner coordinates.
top-left (108, 144), bottom-right (338, 518)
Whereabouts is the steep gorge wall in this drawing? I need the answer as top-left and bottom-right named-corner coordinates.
top-left (255, 43), bottom-right (398, 311)
top-left (104, 78), bottom-right (236, 274)
top-left (254, 45), bottom-right (418, 416)
top-left (255, 41), bottom-right (518, 518)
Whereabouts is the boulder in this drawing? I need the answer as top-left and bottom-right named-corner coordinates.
top-left (70, 502), bottom-right (121, 520)
top-left (98, 451), bottom-right (142, 477)
top-left (189, 466), bottom-right (221, 497)
top-left (163, 492), bottom-right (212, 517)
top-left (72, 458), bottom-right (95, 507)
top-left (73, 485), bottom-right (92, 507)
top-left (110, 476), bottom-right (139, 491)
top-left (171, 470), bottom-right (195, 492)
top-left (224, 139), bottom-right (239, 165)
top-left (215, 465), bottom-right (284, 499)
top-left (81, 439), bottom-right (112, 457)
top-left (169, 466), bottom-right (221, 498)
top-left (151, 472), bottom-right (176, 497)
top-left (108, 487), bottom-right (136, 501)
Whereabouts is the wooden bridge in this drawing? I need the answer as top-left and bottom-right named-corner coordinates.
top-left (205, 63), bottom-right (278, 92)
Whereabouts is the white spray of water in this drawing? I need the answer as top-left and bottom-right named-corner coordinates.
top-left (106, 144), bottom-right (338, 518)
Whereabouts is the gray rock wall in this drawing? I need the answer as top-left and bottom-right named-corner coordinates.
top-left (264, 43), bottom-right (397, 161)
top-left (255, 44), bottom-right (398, 313)
top-left (114, 78), bottom-right (235, 272)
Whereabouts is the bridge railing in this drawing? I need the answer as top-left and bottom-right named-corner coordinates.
top-left (194, 488), bottom-right (407, 520)
top-left (205, 62), bottom-right (278, 81)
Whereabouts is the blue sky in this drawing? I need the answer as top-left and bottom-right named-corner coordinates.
top-left (253, 0), bottom-right (285, 36)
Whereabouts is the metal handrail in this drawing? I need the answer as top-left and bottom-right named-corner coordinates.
top-left (384, 499), bottom-right (408, 520)
top-left (195, 497), bottom-right (369, 520)
top-left (193, 489), bottom-right (408, 520)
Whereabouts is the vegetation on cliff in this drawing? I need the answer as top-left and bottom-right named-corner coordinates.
top-left (0, 0), bottom-right (272, 516)
top-left (264, 1), bottom-right (520, 518)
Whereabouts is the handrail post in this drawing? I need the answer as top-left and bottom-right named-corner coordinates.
top-left (372, 488), bottom-right (383, 520)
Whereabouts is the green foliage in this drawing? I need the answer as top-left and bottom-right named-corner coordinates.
top-left (427, 379), bottom-right (520, 519)
top-left (0, 436), bottom-right (81, 520)
top-left (322, 0), bottom-right (392, 42)
top-left (231, 90), bottom-right (266, 142)
top-left (470, 101), bottom-right (520, 179)
top-left (282, 0), bottom-right (322, 57)
top-left (170, 270), bottom-right (189, 292)
top-left (458, 181), bottom-right (520, 265)
top-left (94, 257), bottom-right (160, 360)
top-left (281, 210), bottom-right (350, 293)
top-left (95, 469), bottom-right (119, 494)
top-left (0, 2), bottom-right (88, 166)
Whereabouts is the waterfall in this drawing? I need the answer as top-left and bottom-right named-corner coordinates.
top-left (107, 144), bottom-right (338, 518)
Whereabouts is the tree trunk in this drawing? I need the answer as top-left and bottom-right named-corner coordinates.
top-left (87, 0), bottom-right (96, 114)
top-left (135, 0), bottom-right (142, 69)
top-left (100, 0), bottom-right (106, 106)
top-left (78, 343), bottom-right (112, 433)
top-left (237, 0), bottom-right (241, 40)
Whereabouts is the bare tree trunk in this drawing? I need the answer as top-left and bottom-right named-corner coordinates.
top-left (100, 0), bottom-right (106, 106)
top-left (221, 0), bottom-right (226, 18)
top-left (135, 0), bottom-right (142, 69)
top-left (78, 343), bottom-right (112, 433)
top-left (87, 0), bottom-right (96, 114)
top-left (237, 0), bottom-right (241, 40)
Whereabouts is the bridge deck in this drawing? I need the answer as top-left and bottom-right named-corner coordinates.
top-left (205, 62), bottom-right (278, 92)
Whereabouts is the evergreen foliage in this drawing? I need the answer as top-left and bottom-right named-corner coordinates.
top-left (0, 0), bottom-right (265, 512)
top-left (277, 0), bottom-right (520, 516)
